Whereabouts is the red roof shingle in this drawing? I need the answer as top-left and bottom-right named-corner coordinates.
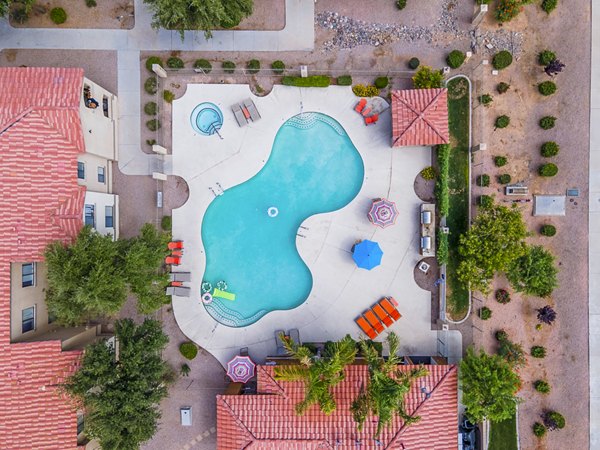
top-left (0, 67), bottom-right (86, 450)
top-left (391, 88), bottom-right (450, 147)
top-left (217, 364), bottom-right (458, 450)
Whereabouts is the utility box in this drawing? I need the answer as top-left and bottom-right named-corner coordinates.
top-left (180, 407), bottom-right (192, 426)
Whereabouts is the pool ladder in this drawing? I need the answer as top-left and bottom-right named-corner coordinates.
top-left (208, 183), bottom-right (225, 197)
top-left (297, 225), bottom-right (308, 238)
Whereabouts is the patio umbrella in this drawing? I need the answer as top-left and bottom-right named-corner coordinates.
top-left (352, 240), bottom-right (383, 270)
top-left (368, 198), bottom-right (399, 228)
top-left (226, 355), bottom-right (256, 383)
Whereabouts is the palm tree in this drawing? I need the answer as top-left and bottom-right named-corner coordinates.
top-left (274, 334), bottom-right (356, 415)
top-left (351, 332), bottom-right (428, 437)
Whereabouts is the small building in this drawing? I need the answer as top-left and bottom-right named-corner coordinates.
top-left (391, 88), bottom-right (450, 148)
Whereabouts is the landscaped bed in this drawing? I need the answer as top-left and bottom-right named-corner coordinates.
top-left (489, 414), bottom-right (518, 450)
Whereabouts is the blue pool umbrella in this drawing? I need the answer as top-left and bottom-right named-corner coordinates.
top-left (352, 240), bottom-right (383, 270)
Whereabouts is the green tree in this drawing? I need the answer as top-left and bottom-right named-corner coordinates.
top-left (456, 202), bottom-right (528, 293)
top-left (507, 245), bottom-right (558, 297)
top-left (274, 334), bottom-right (356, 415)
top-left (63, 319), bottom-right (171, 450)
top-left (0, 0), bottom-right (35, 17)
top-left (412, 66), bottom-right (444, 89)
top-left (460, 348), bottom-right (522, 423)
top-left (351, 333), bottom-right (428, 436)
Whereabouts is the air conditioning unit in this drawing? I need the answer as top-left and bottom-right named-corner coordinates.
top-left (442, 324), bottom-right (449, 331)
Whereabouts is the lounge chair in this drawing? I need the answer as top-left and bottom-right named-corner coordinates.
top-left (165, 256), bottom-right (181, 265)
top-left (232, 104), bottom-right (248, 127)
top-left (380, 298), bottom-right (401, 321)
top-left (355, 316), bottom-right (377, 339)
top-left (243, 99), bottom-right (261, 121)
top-left (168, 241), bottom-right (183, 250)
top-left (372, 304), bottom-right (394, 327)
top-left (166, 286), bottom-right (190, 297)
top-left (171, 250), bottom-right (184, 257)
top-left (288, 328), bottom-right (301, 345)
top-left (170, 281), bottom-right (184, 287)
top-left (363, 310), bottom-right (384, 334)
top-left (361, 107), bottom-right (372, 117)
top-left (275, 330), bottom-right (287, 355)
top-left (170, 272), bottom-right (191, 282)
top-left (354, 98), bottom-right (367, 113)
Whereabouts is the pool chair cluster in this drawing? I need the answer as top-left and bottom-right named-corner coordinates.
top-left (354, 98), bottom-right (379, 126)
top-left (355, 297), bottom-right (402, 339)
top-left (165, 241), bottom-right (191, 297)
top-left (231, 98), bottom-right (261, 127)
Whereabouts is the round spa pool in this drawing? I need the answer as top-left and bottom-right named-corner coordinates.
top-left (190, 102), bottom-right (223, 136)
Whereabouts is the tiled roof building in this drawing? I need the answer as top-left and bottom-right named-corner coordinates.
top-left (217, 364), bottom-right (458, 449)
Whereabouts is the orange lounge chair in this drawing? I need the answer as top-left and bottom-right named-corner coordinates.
top-left (372, 304), bottom-right (394, 327)
top-left (165, 256), bottom-right (181, 265)
top-left (388, 296), bottom-right (399, 306)
top-left (363, 310), bottom-right (384, 334)
top-left (380, 298), bottom-right (401, 321)
top-left (168, 241), bottom-right (183, 250)
top-left (171, 250), bottom-right (184, 257)
top-left (170, 281), bottom-right (184, 287)
top-left (355, 316), bottom-right (377, 339)
top-left (354, 98), bottom-right (367, 113)
top-left (361, 107), bottom-right (372, 117)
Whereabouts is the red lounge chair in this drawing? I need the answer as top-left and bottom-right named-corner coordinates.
top-left (370, 114), bottom-right (379, 123)
top-left (171, 250), bottom-right (184, 257)
top-left (354, 98), bottom-right (367, 113)
top-left (388, 296), bottom-right (399, 306)
top-left (168, 241), bottom-right (183, 250)
top-left (372, 304), bottom-right (394, 327)
top-left (363, 310), bottom-right (384, 334)
top-left (165, 256), bottom-right (181, 266)
top-left (170, 281), bottom-right (183, 287)
top-left (355, 316), bottom-right (377, 339)
top-left (380, 298), bottom-right (401, 321)
top-left (361, 107), bottom-right (372, 117)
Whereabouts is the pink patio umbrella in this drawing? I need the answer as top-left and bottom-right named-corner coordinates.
top-left (226, 355), bottom-right (256, 383)
top-left (368, 198), bottom-right (399, 228)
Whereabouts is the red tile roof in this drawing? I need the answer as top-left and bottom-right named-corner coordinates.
top-left (0, 67), bottom-right (86, 450)
top-left (391, 88), bottom-right (450, 147)
top-left (217, 364), bottom-right (458, 450)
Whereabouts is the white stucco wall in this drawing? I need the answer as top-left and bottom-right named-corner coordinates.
top-left (83, 191), bottom-right (119, 239)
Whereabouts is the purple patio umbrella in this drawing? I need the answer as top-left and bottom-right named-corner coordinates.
top-left (368, 198), bottom-right (399, 228)
top-left (226, 355), bottom-right (256, 383)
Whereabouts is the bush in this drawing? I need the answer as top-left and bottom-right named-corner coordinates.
top-left (492, 50), bottom-right (513, 70)
top-left (246, 59), bottom-right (260, 74)
top-left (408, 57), bottom-right (420, 70)
top-left (477, 0), bottom-right (490, 3)
top-left (541, 0), bottom-right (557, 14)
top-left (144, 102), bottom-right (158, 115)
top-left (495, 0), bottom-right (521, 22)
top-left (50, 7), bottom-right (67, 24)
top-left (337, 75), bottom-right (353, 86)
top-left (420, 166), bottom-right (436, 180)
top-left (494, 156), bottom-right (508, 167)
top-left (435, 144), bottom-right (450, 216)
top-left (180, 363), bottom-right (191, 377)
top-left (86, 0), bottom-right (97, 7)
top-left (437, 232), bottom-right (449, 265)
top-left (447, 50), bottom-right (466, 69)
top-left (146, 139), bottom-right (156, 146)
top-left (412, 66), bottom-right (444, 89)
top-left (479, 94), bottom-right (493, 106)
top-left (534, 380), bottom-right (551, 394)
top-left (495, 329), bottom-right (508, 341)
top-left (194, 59), bottom-right (212, 73)
top-left (163, 90), bottom-right (175, 103)
top-left (282, 75), bottom-right (331, 88)
top-left (271, 60), bottom-right (285, 74)
top-left (495, 289), bottom-right (511, 304)
top-left (222, 61), bottom-right (236, 73)
top-left (531, 346), bottom-right (546, 358)
top-left (146, 119), bottom-right (161, 131)
top-left (539, 116), bottom-right (556, 130)
top-left (540, 224), bottom-right (556, 237)
top-left (479, 306), bottom-right (492, 320)
top-left (539, 163), bottom-right (558, 177)
top-left (533, 422), bottom-right (547, 437)
top-left (479, 195), bottom-right (494, 208)
top-left (477, 174), bottom-right (490, 187)
top-left (161, 215), bottom-right (172, 231)
top-left (144, 77), bottom-right (158, 95)
top-left (538, 81), bottom-right (557, 96)
top-left (179, 342), bottom-right (198, 360)
top-left (539, 50), bottom-right (556, 66)
top-left (498, 173), bottom-right (512, 185)
top-left (396, 0), bottom-right (407, 9)
top-left (352, 84), bottom-right (380, 97)
top-left (495, 115), bottom-right (510, 128)
top-left (498, 338), bottom-right (526, 368)
top-left (167, 57), bottom-right (184, 69)
top-left (11, 7), bottom-right (29, 24)
top-left (496, 82), bottom-right (510, 94)
top-left (146, 56), bottom-right (163, 72)
top-left (374, 77), bottom-right (389, 89)
top-left (542, 411), bottom-right (565, 430)
top-left (541, 141), bottom-right (560, 157)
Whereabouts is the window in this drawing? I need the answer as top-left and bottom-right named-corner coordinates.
top-left (105, 206), bottom-right (114, 228)
top-left (97, 166), bottom-right (105, 183)
top-left (84, 204), bottom-right (95, 227)
top-left (22, 306), bottom-right (35, 333)
top-left (77, 161), bottom-right (85, 179)
top-left (102, 96), bottom-right (109, 118)
top-left (21, 263), bottom-right (34, 287)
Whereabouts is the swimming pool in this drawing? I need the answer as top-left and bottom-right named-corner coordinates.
top-left (201, 112), bottom-right (364, 327)
top-left (190, 102), bottom-right (223, 136)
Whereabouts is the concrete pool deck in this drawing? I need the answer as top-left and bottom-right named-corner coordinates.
top-left (170, 84), bottom-right (462, 366)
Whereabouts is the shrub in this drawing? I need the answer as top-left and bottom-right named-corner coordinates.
top-left (146, 56), bottom-right (163, 72)
top-left (282, 75), bottom-right (331, 88)
top-left (144, 77), bottom-right (158, 95)
top-left (146, 139), bottom-right (156, 146)
top-left (495, 0), bottom-right (521, 22)
top-left (539, 116), bottom-right (556, 129)
top-left (144, 102), bottom-right (157, 115)
top-left (220, 15), bottom-right (241, 29)
top-left (179, 342), bottom-right (198, 360)
top-left (498, 338), bottom-right (526, 368)
top-left (163, 90), bottom-right (175, 103)
top-left (222, 61), bottom-right (236, 73)
top-left (351, 84), bottom-right (380, 97)
top-left (533, 422), bottom-right (547, 437)
top-left (537, 305), bottom-right (557, 325)
top-left (412, 66), bottom-right (444, 89)
top-left (542, 411), bottom-right (565, 430)
top-left (374, 77), bottom-right (389, 89)
top-left (531, 346), bottom-right (547, 358)
top-left (494, 156), bottom-right (508, 167)
top-left (476, 0), bottom-right (490, 3)
top-left (492, 50), bottom-right (513, 70)
top-left (538, 50), bottom-right (556, 66)
top-left (50, 7), bottom-right (67, 24)
top-left (85, 0), bottom-right (97, 6)
top-left (496, 82), bottom-right (510, 94)
top-left (495, 115), bottom-right (510, 129)
top-left (534, 380), bottom-right (551, 394)
top-left (447, 50), bottom-right (466, 69)
top-left (161, 216), bottom-right (172, 231)
top-left (479, 195), bottom-right (493, 208)
top-left (194, 59), bottom-right (212, 73)
top-left (11, 7), bottom-right (29, 23)
top-left (479, 306), bottom-right (492, 320)
top-left (538, 81), bottom-right (557, 96)
top-left (146, 119), bottom-right (161, 131)
top-left (167, 57), bottom-right (184, 69)
top-left (495, 289), bottom-right (511, 304)
top-left (337, 75), bottom-right (352, 86)
top-left (246, 59), bottom-right (260, 74)
top-left (539, 163), bottom-right (558, 177)
top-left (396, 0), bottom-right (407, 9)
top-left (498, 174), bottom-right (512, 184)
top-left (271, 60), bottom-right (285, 74)
top-left (408, 57), bottom-right (420, 70)
top-left (479, 94), bottom-right (493, 106)
top-left (180, 363), bottom-right (191, 377)
top-left (541, 141), bottom-right (559, 157)
top-left (437, 232), bottom-right (449, 265)
top-left (495, 329), bottom-right (508, 341)
top-left (420, 166), bottom-right (436, 180)
top-left (540, 224), bottom-right (556, 237)
top-left (541, 0), bottom-right (557, 14)
top-left (477, 174), bottom-right (490, 187)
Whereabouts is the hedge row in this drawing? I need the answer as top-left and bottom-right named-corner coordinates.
top-left (282, 75), bottom-right (331, 88)
top-left (435, 144), bottom-right (451, 217)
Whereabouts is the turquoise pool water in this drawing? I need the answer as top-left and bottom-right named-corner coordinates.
top-left (190, 102), bottom-right (223, 136)
top-left (201, 113), bottom-right (364, 327)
